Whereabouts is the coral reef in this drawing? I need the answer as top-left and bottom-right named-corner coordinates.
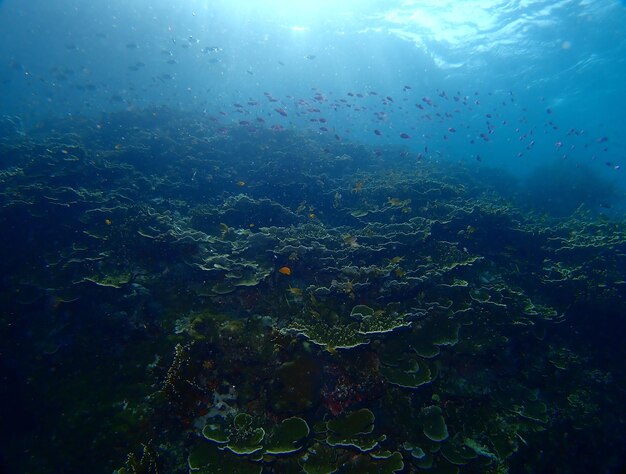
top-left (1, 109), bottom-right (625, 473)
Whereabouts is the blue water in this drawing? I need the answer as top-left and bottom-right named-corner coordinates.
top-left (2, 2), bottom-right (626, 473)
top-left (1, 0), bottom-right (625, 185)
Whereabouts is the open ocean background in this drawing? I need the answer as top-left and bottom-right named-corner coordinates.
top-left (1, 0), bottom-right (625, 182)
top-left (1, 1), bottom-right (626, 473)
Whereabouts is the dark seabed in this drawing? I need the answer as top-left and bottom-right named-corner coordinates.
top-left (1, 1), bottom-right (626, 473)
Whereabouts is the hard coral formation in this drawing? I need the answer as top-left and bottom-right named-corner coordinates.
top-left (1, 109), bottom-right (624, 474)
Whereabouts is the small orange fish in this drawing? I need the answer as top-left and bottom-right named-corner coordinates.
top-left (278, 266), bottom-right (292, 276)
top-left (237, 181), bottom-right (246, 187)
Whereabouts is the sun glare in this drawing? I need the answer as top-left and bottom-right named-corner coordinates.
top-left (289, 25), bottom-right (310, 32)
top-left (194, 0), bottom-right (363, 27)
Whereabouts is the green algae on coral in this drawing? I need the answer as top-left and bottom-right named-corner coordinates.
top-left (188, 443), bottom-right (262, 473)
top-left (285, 305), bottom-right (410, 351)
top-left (202, 424), bottom-right (229, 444)
top-left (201, 415), bottom-right (309, 460)
top-left (463, 437), bottom-right (498, 461)
top-left (420, 405), bottom-right (449, 442)
top-left (380, 358), bottom-right (433, 389)
top-left (77, 271), bottom-right (133, 288)
top-left (327, 408), bottom-right (374, 437)
top-left (402, 441), bottom-right (427, 460)
top-left (350, 209), bottom-right (369, 218)
top-left (211, 281), bottom-right (238, 295)
top-left (412, 315), bottom-right (462, 358)
top-left (350, 305), bottom-right (375, 319)
top-left (513, 400), bottom-right (548, 424)
top-left (326, 408), bottom-right (384, 452)
top-left (202, 414), bottom-right (265, 455)
top-left (192, 194), bottom-right (301, 230)
top-left (226, 429), bottom-right (266, 455)
top-left (284, 319), bottom-right (370, 351)
top-left (357, 308), bottom-right (412, 335)
top-left (414, 451), bottom-right (434, 469)
top-left (228, 414), bottom-right (266, 455)
top-left (264, 417), bottom-right (310, 455)
top-left (440, 437), bottom-right (478, 465)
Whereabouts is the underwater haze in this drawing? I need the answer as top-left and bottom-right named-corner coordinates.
top-left (1, 1), bottom-right (626, 473)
